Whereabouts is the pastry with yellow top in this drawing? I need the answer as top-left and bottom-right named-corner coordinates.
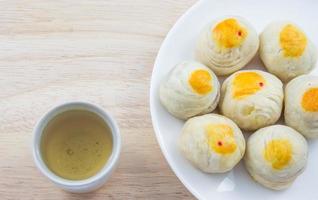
top-left (195, 16), bottom-right (259, 75)
top-left (260, 21), bottom-right (317, 82)
top-left (220, 70), bottom-right (283, 131)
top-left (160, 61), bottom-right (220, 120)
top-left (178, 114), bottom-right (245, 173)
top-left (285, 75), bottom-right (318, 138)
top-left (245, 125), bottom-right (308, 190)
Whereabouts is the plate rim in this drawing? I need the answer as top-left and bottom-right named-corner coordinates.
top-left (149, 1), bottom-right (207, 199)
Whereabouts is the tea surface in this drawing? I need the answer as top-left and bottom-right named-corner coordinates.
top-left (41, 110), bottom-right (113, 180)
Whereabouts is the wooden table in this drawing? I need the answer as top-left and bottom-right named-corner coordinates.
top-left (0, 0), bottom-right (196, 199)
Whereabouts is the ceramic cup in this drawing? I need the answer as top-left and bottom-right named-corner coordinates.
top-left (32, 101), bottom-right (121, 193)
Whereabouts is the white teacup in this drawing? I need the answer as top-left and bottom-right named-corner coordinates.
top-left (32, 101), bottom-right (121, 193)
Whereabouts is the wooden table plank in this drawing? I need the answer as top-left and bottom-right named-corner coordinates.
top-left (0, 0), bottom-right (196, 199)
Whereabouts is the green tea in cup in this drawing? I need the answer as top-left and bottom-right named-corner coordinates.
top-left (40, 110), bottom-right (113, 180)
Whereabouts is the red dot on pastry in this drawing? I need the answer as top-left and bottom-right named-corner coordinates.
top-left (238, 31), bottom-right (242, 36)
top-left (218, 141), bottom-right (223, 146)
top-left (259, 82), bottom-right (264, 87)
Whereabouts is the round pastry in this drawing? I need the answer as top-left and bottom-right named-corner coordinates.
top-left (160, 61), bottom-right (220, 120)
top-left (219, 70), bottom-right (283, 131)
top-left (245, 125), bottom-right (308, 190)
top-left (195, 16), bottom-right (259, 75)
top-left (179, 114), bottom-right (245, 173)
top-left (285, 75), bottom-right (318, 138)
top-left (260, 21), bottom-right (317, 82)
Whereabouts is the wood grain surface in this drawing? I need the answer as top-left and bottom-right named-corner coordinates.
top-left (0, 0), bottom-right (196, 199)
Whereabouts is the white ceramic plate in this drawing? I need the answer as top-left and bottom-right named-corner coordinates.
top-left (150, 0), bottom-right (318, 199)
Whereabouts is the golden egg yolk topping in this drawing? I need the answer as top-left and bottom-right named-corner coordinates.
top-left (212, 18), bottom-right (248, 49)
top-left (280, 24), bottom-right (307, 57)
top-left (264, 139), bottom-right (292, 170)
top-left (206, 124), bottom-right (237, 154)
top-left (301, 87), bottom-right (318, 112)
top-left (232, 72), bottom-right (265, 99)
top-left (189, 69), bottom-right (213, 95)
